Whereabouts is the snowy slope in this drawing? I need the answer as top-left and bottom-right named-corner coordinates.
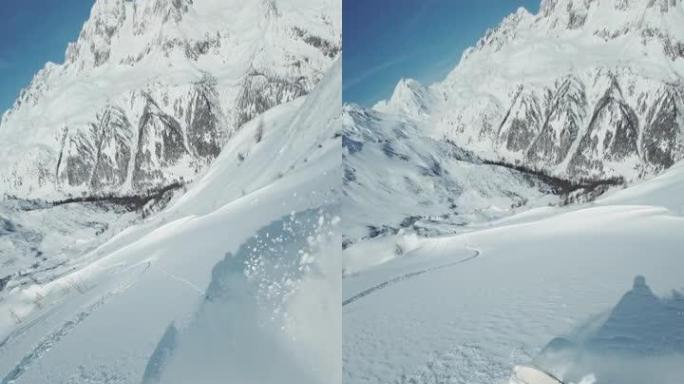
top-left (375, 0), bottom-right (684, 184)
top-left (0, 60), bottom-right (341, 384)
top-left (343, 157), bottom-right (684, 384)
top-left (0, 0), bottom-right (340, 200)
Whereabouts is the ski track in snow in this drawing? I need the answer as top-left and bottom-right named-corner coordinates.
top-left (0, 262), bottom-right (150, 384)
top-left (342, 248), bottom-right (480, 307)
top-left (154, 265), bottom-right (205, 296)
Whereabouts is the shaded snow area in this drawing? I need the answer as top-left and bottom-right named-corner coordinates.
top-left (343, 160), bottom-right (684, 384)
top-left (141, 209), bottom-right (340, 384)
top-left (0, 60), bottom-right (341, 384)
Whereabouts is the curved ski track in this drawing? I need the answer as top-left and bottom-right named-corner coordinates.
top-left (342, 248), bottom-right (481, 307)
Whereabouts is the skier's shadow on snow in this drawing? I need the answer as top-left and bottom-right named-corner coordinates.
top-left (531, 276), bottom-right (684, 384)
top-left (140, 209), bottom-right (329, 384)
top-left (585, 275), bottom-right (684, 355)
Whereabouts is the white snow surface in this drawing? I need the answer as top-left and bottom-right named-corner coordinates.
top-left (343, 157), bottom-right (684, 383)
top-left (0, 60), bottom-right (341, 384)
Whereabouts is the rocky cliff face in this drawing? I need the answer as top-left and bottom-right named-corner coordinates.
top-left (377, 0), bottom-right (684, 183)
top-left (0, 0), bottom-right (340, 200)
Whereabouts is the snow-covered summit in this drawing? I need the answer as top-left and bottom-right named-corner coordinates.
top-left (373, 78), bottom-right (434, 119)
top-left (62, 0), bottom-right (195, 70)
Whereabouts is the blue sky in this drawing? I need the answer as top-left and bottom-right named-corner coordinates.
top-left (0, 0), bottom-right (95, 114)
top-left (343, 0), bottom-right (540, 106)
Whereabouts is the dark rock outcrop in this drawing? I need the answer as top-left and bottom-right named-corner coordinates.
top-left (186, 76), bottom-right (223, 160)
top-left (90, 106), bottom-right (134, 190)
top-left (234, 70), bottom-right (308, 129)
top-left (133, 96), bottom-right (187, 189)
top-left (642, 87), bottom-right (682, 170)
top-left (569, 78), bottom-right (639, 177)
top-left (497, 87), bottom-right (543, 153)
top-left (527, 76), bottom-right (587, 166)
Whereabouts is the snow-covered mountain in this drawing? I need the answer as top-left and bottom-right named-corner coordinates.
top-left (375, 0), bottom-right (684, 184)
top-left (0, 0), bottom-right (340, 200)
top-left (0, 56), bottom-right (341, 384)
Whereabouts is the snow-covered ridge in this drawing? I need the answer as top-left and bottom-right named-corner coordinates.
top-left (0, 0), bottom-right (340, 200)
top-left (375, 0), bottom-right (684, 184)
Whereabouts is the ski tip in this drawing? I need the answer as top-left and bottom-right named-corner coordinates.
top-left (510, 365), bottom-right (564, 384)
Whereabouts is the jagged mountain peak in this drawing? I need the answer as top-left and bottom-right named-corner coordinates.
top-left (541, 0), bottom-right (681, 14)
top-left (373, 78), bottom-right (433, 119)
top-left (88, 0), bottom-right (192, 21)
top-left (393, 78), bottom-right (426, 95)
top-left (63, 0), bottom-right (201, 70)
top-left (386, 78), bottom-right (428, 106)
top-left (537, 0), bottom-right (684, 31)
top-left (460, 6), bottom-right (533, 62)
top-left (460, 0), bottom-right (684, 66)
